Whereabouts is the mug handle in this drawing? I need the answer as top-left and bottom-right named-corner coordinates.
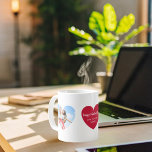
top-left (48, 95), bottom-right (58, 131)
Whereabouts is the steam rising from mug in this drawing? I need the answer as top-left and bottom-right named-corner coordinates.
top-left (77, 57), bottom-right (92, 84)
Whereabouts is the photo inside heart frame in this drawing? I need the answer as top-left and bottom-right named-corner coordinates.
top-left (58, 105), bottom-right (75, 130)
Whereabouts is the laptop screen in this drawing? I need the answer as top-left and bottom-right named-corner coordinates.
top-left (107, 47), bottom-right (152, 114)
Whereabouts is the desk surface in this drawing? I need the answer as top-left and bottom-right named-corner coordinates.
top-left (0, 84), bottom-right (152, 152)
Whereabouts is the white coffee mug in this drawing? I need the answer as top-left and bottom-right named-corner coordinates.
top-left (48, 89), bottom-right (99, 142)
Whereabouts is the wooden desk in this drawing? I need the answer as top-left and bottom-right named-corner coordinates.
top-left (0, 84), bottom-right (152, 152)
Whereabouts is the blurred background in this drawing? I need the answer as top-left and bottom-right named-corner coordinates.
top-left (0, 0), bottom-right (148, 88)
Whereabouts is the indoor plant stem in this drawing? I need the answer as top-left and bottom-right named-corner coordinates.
top-left (106, 56), bottom-right (112, 76)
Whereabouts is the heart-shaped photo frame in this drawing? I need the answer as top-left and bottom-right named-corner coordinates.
top-left (81, 104), bottom-right (98, 129)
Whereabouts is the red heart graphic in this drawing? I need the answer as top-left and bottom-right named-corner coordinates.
top-left (81, 104), bottom-right (98, 129)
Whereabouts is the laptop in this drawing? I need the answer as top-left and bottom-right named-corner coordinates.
top-left (98, 47), bottom-right (152, 127)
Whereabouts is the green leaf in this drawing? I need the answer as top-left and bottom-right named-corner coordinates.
top-left (97, 32), bottom-right (118, 44)
top-left (100, 47), bottom-right (119, 57)
top-left (124, 24), bottom-right (148, 41)
top-left (89, 11), bottom-right (105, 34)
top-left (103, 3), bottom-right (117, 31)
top-left (116, 13), bottom-right (135, 35)
top-left (76, 40), bottom-right (92, 45)
top-left (101, 32), bottom-right (118, 41)
top-left (68, 26), bottom-right (93, 41)
top-left (77, 40), bottom-right (104, 49)
top-left (69, 46), bottom-right (97, 56)
top-left (69, 45), bottom-right (119, 57)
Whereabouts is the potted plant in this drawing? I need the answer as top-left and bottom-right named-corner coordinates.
top-left (68, 3), bottom-right (148, 92)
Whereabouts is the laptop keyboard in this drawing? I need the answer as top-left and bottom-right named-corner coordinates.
top-left (99, 102), bottom-right (144, 119)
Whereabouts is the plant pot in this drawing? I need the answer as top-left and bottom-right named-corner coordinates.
top-left (96, 72), bottom-right (113, 93)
